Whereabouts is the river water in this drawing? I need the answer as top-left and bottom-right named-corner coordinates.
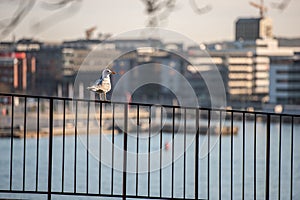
top-left (0, 120), bottom-right (299, 200)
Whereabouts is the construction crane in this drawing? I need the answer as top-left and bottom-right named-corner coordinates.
top-left (85, 26), bottom-right (97, 40)
top-left (249, 0), bottom-right (267, 18)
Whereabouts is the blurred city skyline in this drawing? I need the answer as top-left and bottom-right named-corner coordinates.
top-left (1, 0), bottom-right (300, 43)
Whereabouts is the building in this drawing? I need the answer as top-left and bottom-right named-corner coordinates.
top-left (0, 52), bottom-right (36, 93)
top-left (0, 57), bottom-right (16, 93)
top-left (186, 47), bottom-right (228, 107)
top-left (0, 39), bottom-right (64, 96)
top-left (113, 39), bottom-right (164, 52)
top-left (204, 36), bottom-right (300, 109)
top-left (269, 52), bottom-right (300, 105)
top-left (196, 10), bottom-right (300, 110)
top-left (34, 44), bottom-right (63, 96)
top-left (110, 45), bottom-right (222, 107)
top-left (235, 17), bottom-right (273, 41)
top-left (205, 49), bottom-right (269, 108)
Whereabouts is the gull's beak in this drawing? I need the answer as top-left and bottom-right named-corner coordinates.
top-left (111, 71), bottom-right (116, 74)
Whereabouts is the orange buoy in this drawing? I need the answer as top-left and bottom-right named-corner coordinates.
top-left (165, 142), bottom-right (170, 150)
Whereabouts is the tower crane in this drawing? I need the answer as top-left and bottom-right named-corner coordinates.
top-left (85, 26), bottom-right (97, 40)
top-left (249, 0), bottom-right (267, 18)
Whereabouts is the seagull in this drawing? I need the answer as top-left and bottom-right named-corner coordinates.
top-left (87, 68), bottom-right (116, 100)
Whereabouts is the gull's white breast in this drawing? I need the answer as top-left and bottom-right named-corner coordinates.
top-left (100, 77), bottom-right (111, 93)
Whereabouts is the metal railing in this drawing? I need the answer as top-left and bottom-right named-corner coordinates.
top-left (0, 93), bottom-right (299, 200)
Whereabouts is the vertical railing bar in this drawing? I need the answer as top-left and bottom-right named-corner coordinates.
top-left (159, 106), bottom-right (163, 198)
top-left (278, 115), bottom-right (282, 200)
top-left (35, 98), bottom-right (40, 192)
top-left (254, 113), bottom-right (257, 200)
top-left (111, 103), bottom-right (115, 195)
top-left (9, 96), bottom-right (14, 191)
top-left (148, 106), bottom-right (152, 197)
top-left (86, 101), bottom-right (90, 194)
top-left (242, 112), bottom-right (245, 199)
top-left (22, 97), bottom-right (27, 191)
top-left (265, 114), bottom-right (271, 200)
top-left (98, 102), bottom-right (102, 194)
top-left (136, 105), bottom-right (140, 196)
top-left (207, 110), bottom-right (211, 200)
top-left (290, 116), bottom-right (294, 200)
top-left (183, 108), bottom-right (187, 199)
top-left (219, 111), bottom-right (222, 200)
top-left (171, 107), bottom-right (175, 199)
top-left (195, 108), bottom-right (199, 200)
top-left (74, 100), bottom-right (78, 193)
top-left (47, 98), bottom-right (54, 200)
top-left (122, 104), bottom-right (128, 200)
top-left (230, 111), bottom-right (234, 200)
top-left (61, 100), bottom-right (66, 193)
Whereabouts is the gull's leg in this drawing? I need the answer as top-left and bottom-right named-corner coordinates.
top-left (104, 93), bottom-right (107, 101)
top-left (98, 93), bottom-right (102, 100)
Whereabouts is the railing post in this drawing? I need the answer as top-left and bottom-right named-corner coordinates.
top-left (290, 117), bottom-right (294, 200)
top-left (122, 104), bottom-right (128, 200)
top-left (195, 108), bottom-right (199, 200)
top-left (9, 95), bottom-right (14, 191)
top-left (265, 114), bottom-right (270, 200)
top-left (47, 98), bottom-right (53, 200)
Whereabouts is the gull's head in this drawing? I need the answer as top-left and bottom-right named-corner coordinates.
top-left (102, 68), bottom-right (116, 77)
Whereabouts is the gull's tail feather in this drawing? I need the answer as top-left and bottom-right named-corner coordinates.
top-left (87, 85), bottom-right (104, 93)
top-left (87, 86), bottom-right (97, 92)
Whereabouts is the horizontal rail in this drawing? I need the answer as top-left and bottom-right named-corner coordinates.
top-left (0, 92), bottom-right (299, 117)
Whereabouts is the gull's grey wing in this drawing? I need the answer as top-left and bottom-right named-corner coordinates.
top-left (94, 77), bottom-right (103, 86)
top-left (87, 76), bottom-right (111, 94)
top-left (87, 77), bottom-right (104, 93)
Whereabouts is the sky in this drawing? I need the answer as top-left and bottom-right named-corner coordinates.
top-left (1, 0), bottom-right (300, 44)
